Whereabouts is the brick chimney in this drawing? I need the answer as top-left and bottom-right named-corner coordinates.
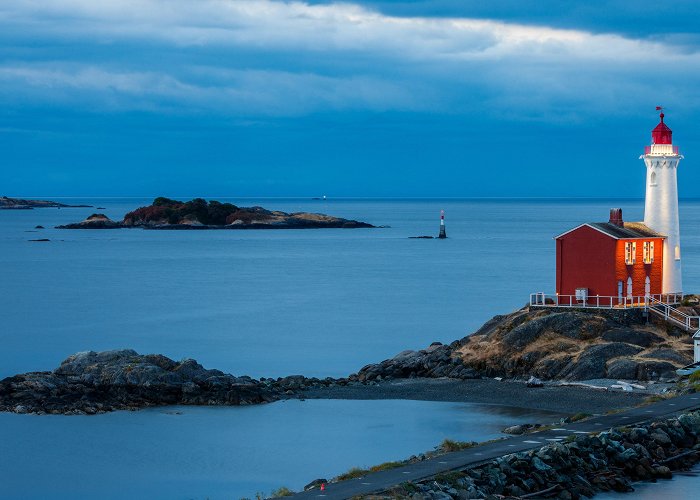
top-left (609, 208), bottom-right (623, 227)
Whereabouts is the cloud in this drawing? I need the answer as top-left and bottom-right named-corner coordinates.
top-left (1, 0), bottom-right (700, 118)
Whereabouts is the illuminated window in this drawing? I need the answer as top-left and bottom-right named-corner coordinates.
top-left (643, 241), bottom-right (654, 264)
top-left (625, 242), bottom-right (636, 265)
top-left (675, 245), bottom-right (681, 260)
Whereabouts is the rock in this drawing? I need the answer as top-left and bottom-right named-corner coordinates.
top-left (532, 457), bottom-right (553, 471)
top-left (502, 312), bottom-right (609, 350)
top-left (0, 350), bottom-right (280, 414)
top-left (642, 348), bottom-right (692, 364)
top-left (34, 225), bottom-right (44, 229)
top-left (503, 424), bottom-right (539, 435)
top-left (526, 376), bottom-right (544, 388)
top-left (560, 343), bottom-right (643, 380)
top-left (650, 430), bottom-right (672, 446)
top-left (636, 361), bottom-right (678, 381)
top-left (600, 329), bottom-right (664, 347)
top-left (679, 413), bottom-right (700, 435)
top-left (57, 213), bottom-right (122, 229)
top-left (606, 359), bottom-right (640, 380)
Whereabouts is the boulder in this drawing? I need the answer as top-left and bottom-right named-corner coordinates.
top-left (606, 359), bottom-right (640, 380)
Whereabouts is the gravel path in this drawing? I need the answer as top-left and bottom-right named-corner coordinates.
top-left (301, 378), bottom-right (650, 414)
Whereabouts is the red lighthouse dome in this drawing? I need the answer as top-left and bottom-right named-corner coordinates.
top-left (652, 112), bottom-right (672, 144)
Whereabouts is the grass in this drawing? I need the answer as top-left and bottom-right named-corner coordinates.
top-left (689, 371), bottom-right (700, 383)
top-left (270, 487), bottom-right (295, 498)
top-left (369, 461), bottom-right (404, 473)
top-left (440, 438), bottom-right (478, 452)
top-left (335, 461), bottom-right (405, 481)
top-left (569, 412), bottom-right (592, 423)
top-left (335, 467), bottom-right (368, 481)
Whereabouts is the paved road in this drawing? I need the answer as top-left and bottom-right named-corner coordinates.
top-left (289, 393), bottom-right (700, 500)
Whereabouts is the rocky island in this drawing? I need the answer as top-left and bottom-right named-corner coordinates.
top-left (57, 197), bottom-right (374, 229)
top-left (1, 196), bottom-right (91, 209)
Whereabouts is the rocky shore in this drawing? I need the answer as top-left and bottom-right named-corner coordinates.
top-left (0, 350), bottom-right (330, 415)
top-left (367, 411), bottom-right (700, 499)
top-left (3, 303), bottom-right (698, 415)
top-left (57, 197), bottom-right (374, 230)
top-left (354, 306), bottom-right (696, 383)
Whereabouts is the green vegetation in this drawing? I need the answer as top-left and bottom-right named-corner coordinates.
top-left (569, 412), bottom-right (592, 422)
top-left (270, 486), bottom-right (295, 498)
top-left (644, 395), bottom-right (667, 404)
top-left (689, 371), bottom-right (700, 384)
top-left (124, 197), bottom-right (254, 226)
top-left (335, 466), bottom-right (368, 481)
top-left (335, 461), bottom-right (405, 481)
top-left (440, 438), bottom-right (478, 452)
top-left (369, 461), bottom-right (404, 472)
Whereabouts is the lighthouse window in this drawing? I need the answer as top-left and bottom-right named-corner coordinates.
top-left (643, 241), bottom-right (654, 264)
top-left (650, 172), bottom-right (657, 186)
top-left (675, 246), bottom-right (681, 260)
top-left (625, 242), bottom-right (636, 265)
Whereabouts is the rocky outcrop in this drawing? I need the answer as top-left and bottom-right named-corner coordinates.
top-left (355, 307), bottom-right (694, 383)
top-left (56, 213), bottom-right (122, 229)
top-left (0, 350), bottom-right (280, 415)
top-left (0, 196), bottom-right (91, 209)
top-left (57, 197), bottom-right (374, 230)
top-left (372, 411), bottom-right (700, 499)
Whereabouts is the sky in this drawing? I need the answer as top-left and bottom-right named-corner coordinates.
top-left (2, 0), bottom-right (700, 198)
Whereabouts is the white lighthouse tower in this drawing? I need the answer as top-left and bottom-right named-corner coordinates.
top-left (641, 111), bottom-right (683, 294)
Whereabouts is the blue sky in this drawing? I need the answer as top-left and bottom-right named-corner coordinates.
top-left (2, 0), bottom-right (700, 198)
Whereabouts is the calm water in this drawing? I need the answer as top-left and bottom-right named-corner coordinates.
top-left (5, 197), bottom-right (700, 380)
top-left (0, 400), bottom-right (563, 499)
top-left (3, 198), bottom-right (700, 498)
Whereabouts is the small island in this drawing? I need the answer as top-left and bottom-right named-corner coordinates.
top-left (1, 196), bottom-right (91, 209)
top-left (57, 197), bottom-right (374, 230)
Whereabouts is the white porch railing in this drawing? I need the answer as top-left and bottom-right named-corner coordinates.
top-left (647, 296), bottom-right (700, 331)
top-left (530, 293), bottom-right (648, 309)
top-left (530, 292), bottom-right (683, 309)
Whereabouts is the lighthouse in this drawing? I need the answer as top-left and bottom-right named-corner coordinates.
top-left (641, 111), bottom-right (683, 294)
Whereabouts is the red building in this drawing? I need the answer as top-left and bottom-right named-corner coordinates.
top-left (555, 208), bottom-right (665, 306)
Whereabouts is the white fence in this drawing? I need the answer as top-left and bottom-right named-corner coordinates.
top-left (530, 292), bottom-right (683, 309)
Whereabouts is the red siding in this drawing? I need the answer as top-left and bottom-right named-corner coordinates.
top-left (556, 225), bottom-right (617, 302)
top-left (614, 238), bottom-right (664, 298)
top-left (556, 224), bottom-right (665, 305)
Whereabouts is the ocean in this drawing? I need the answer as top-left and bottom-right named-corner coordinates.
top-left (2, 198), bottom-right (700, 498)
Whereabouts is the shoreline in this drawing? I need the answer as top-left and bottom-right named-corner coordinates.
top-left (300, 378), bottom-right (651, 415)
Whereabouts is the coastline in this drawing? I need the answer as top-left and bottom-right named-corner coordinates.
top-left (301, 378), bottom-right (650, 415)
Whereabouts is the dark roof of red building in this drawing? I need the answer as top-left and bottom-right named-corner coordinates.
top-left (556, 222), bottom-right (665, 240)
top-left (652, 112), bottom-right (673, 145)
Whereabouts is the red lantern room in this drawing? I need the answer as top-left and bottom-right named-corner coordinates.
top-left (652, 113), bottom-right (672, 145)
